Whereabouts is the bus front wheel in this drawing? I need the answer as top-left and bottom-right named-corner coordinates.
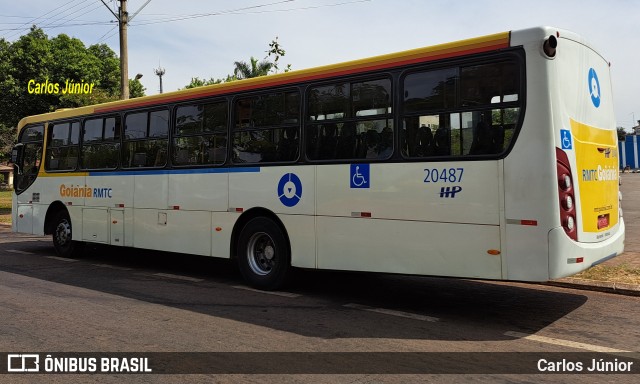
top-left (237, 217), bottom-right (290, 290)
top-left (52, 210), bottom-right (83, 258)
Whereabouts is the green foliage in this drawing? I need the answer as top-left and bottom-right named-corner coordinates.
top-left (266, 36), bottom-right (292, 73)
top-left (183, 76), bottom-right (235, 90)
top-left (233, 56), bottom-right (273, 80)
top-left (617, 127), bottom-right (627, 141)
top-left (184, 37), bottom-right (292, 89)
top-left (129, 78), bottom-right (146, 98)
top-left (0, 26), bottom-right (144, 161)
top-left (0, 123), bottom-right (14, 161)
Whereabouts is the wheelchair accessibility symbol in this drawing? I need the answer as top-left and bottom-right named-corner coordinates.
top-left (350, 163), bottom-right (370, 189)
top-left (560, 129), bottom-right (572, 150)
top-left (277, 173), bottom-right (302, 207)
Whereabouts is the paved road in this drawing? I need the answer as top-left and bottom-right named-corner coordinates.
top-left (609, 173), bottom-right (640, 267)
top-left (0, 227), bottom-right (638, 383)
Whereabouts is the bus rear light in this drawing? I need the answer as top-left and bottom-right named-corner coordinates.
top-left (563, 195), bottom-right (573, 210)
top-left (567, 257), bottom-right (584, 264)
top-left (172, 205), bottom-right (180, 210)
top-left (556, 148), bottom-right (578, 241)
top-left (565, 216), bottom-right (575, 231)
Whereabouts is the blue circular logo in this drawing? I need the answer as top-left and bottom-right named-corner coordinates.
top-left (277, 173), bottom-right (302, 207)
top-left (588, 68), bottom-right (601, 108)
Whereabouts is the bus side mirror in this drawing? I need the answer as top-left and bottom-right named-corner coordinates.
top-left (11, 143), bottom-right (24, 175)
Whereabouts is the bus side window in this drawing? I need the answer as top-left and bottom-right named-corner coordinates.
top-left (123, 110), bottom-right (168, 168)
top-left (307, 78), bottom-right (392, 161)
top-left (81, 117), bottom-right (120, 170)
top-left (233, 92), bottom-right (299, 164)
top-left (174, 100), bottom-right (228, 166)
top-left (460, 61), bottom-right (520, 155)
top-left (46, 121), bottom-right (80, 172)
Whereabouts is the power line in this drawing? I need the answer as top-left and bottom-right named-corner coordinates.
top-left (39, 1), bottom-right (97, 30)
top-left (2, 0), bottom-right (99, 39)
top-left (49, 3), bottom-right (107, 28)
top-left (0, 21), bottom-right (115, 32)
top-left (0, 17), bottom-right (104, 24)
top-left (214, 0), bottom-right (373, 16)
top-left (2, 0), bottom-right (78, 39)
top-left (95, 25), bottom-right (118, 44)
top-left (131, 0), bottom-right (296, 26)
top-left (130, 0), bottom-right (370, 26)
top-left (2, 0), bottom-right (371, 35)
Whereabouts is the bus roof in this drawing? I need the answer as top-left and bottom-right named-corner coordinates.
top-left (18, 31), bottom-right (511, 130)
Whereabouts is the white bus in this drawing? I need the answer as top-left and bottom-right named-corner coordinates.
top-left (11, 27), bottom-right (624, 289)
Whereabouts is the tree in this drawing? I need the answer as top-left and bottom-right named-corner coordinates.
top-left (617, 127), bottom-right (627, 142)
top-left (128, 78), bottom-right (146, 98)
top-left (87, 43), bottom-right (120, 95)
top-left (183, 37), bottom-right (292, 89)
top-left (266, 36), bottom-right (292, 73)
top-left (182, 75), bottom-right (236, 89)
top-left (0, 26), bottom-right (146, 160)
top-left (233, 56), bottom-right (274, 80)
top-left (0, 123), bottom-right (13, 162)
top-left (0, 27), bottom-right (55, 128)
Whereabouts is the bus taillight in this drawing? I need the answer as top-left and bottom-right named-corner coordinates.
top-left (556, 148), bottom-right (578, 241)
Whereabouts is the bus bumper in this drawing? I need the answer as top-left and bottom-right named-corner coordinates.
top-left (548, 218), bottom-right (625, 280)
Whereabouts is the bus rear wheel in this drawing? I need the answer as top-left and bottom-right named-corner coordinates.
top-left (52, 210), bottom-right (83, 258)
top-left (237, 217), bottom-right (290, 290)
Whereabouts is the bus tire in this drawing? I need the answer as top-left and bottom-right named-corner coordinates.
top-left (52, 210), bottom-right (83, 258)
top-left (237, 217), bottom-right (290, 290)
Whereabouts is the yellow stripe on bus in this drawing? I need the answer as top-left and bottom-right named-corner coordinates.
top-left (570, 119), bottom-right (617, 147)
top-left (38, 171), bottom-right (89, 177)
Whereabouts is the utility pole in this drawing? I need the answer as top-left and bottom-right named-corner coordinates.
top-left (154, 65), bottom-right (166, 94)
top-left (119, 0), bottom-right (129, 99)
top-left (100, 0), bottom-right (152, 100)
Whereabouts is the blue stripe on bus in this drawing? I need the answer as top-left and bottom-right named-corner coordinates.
top-left (88, 167), bottom-right (261, 176)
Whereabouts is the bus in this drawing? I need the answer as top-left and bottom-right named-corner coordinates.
top-left (10, 26), bottom-right (624, 290)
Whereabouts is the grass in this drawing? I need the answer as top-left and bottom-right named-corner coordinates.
top-left (0, 190), bottom-right (11, 224)
top-left (573, 263), bottom-right (640, 285)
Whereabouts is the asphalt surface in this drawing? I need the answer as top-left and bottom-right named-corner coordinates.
top-left (1, 225), bottom-right (640, 383)
top-left (0, 174), bottom-right (638, 383)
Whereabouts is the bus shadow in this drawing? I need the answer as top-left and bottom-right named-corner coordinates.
top-left (1, 240), bottom-right (589, 342)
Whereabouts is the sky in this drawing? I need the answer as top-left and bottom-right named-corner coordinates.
top-left (1, 0), bottom-right (639, 129)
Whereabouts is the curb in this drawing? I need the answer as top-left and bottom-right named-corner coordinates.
top-left (544, 278), bottom-right (640, 297)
